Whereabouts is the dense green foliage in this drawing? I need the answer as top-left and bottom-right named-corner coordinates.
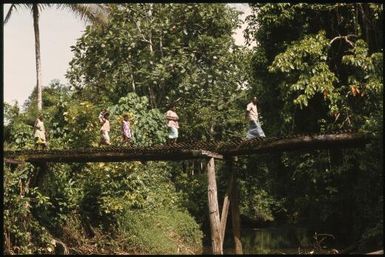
top-left (241, 2), bottom-right (383, 252)
top-left (4, 164), bottom-right (55, 254)
top-left (245, 3), bottom-right (383, 134)
top-left (3, 3), bottom-right (383, 255)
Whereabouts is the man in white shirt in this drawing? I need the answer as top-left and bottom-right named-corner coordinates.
top-left (245, 96), bottom-right (266, 139)
top-left (165, 104), bottom-right (179, 144)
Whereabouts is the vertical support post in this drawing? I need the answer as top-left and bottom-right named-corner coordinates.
top-left (207, 157), bottom-right (223, 254)
top-left (220, 158), bottom-right (234, 250)
top-left (30, 162), bottom-right (48, 188)
top-left (231, 157), bottom-right (243, 254)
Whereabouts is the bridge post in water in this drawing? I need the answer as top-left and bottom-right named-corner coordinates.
top-left (231, 157), bottom-right (243, 254)
top-left (219, 158), bottom-right (234, 250)
top-left (207, 157), bottom-right (223, 254)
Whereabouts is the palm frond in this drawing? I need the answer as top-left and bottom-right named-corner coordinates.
top-left (4, 4), bottom-right (38, 23)
top-left (56, 4), bottom-right (110, 24)
top-left (4, 4), bottom-right (16, 24)
top-left (38, 4), bottom-right (53, 12)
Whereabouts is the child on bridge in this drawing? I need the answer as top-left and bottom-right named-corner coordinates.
top-left (121, 113), bottom-right (132, 145)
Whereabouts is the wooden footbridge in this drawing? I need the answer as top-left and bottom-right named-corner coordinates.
top-left (3, 130), bottom-right (372, 254)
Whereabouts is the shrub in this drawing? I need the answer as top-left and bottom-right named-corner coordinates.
top-left (117, 208), bottom-right (203, 254)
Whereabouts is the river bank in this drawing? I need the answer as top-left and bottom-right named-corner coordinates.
top-left (203, 225), bottom-right (350, 254)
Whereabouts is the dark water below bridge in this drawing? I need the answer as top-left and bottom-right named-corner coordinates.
top-left (203, 225), bottom-right (346, 254)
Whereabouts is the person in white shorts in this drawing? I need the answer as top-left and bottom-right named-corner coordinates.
top-left (246, 96), bottom-right (266, 139)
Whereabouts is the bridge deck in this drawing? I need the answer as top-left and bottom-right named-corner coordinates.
top-left (4, 131), bottom-right (370, 163)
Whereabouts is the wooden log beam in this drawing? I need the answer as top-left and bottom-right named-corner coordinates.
top-left (4, 149), bottom-right (222, 163)
top-left (4, 158), bottom-right (25, 164)
top-left (201, 150), bottom-right (223, 160)
top-left (207, 157), bottom-right (223, 254)
top-left (367, 250), bottom-right (384, 255)
top-left (222, 133), bottom-right (370, 157)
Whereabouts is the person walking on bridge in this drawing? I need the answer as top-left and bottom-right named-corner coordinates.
top-left (166, 104), bottom-right (179, 144)
top-left (121, 113), bottom-right (132, 145)
top-left (246, 96), bottom-right (266, 139)
top-left (99, 109), bottom-right (111, 146)
top-left (33, 114), bottom-right (48, 150)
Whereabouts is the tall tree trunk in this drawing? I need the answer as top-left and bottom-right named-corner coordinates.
top-left (4, 229), bottom-right (11, 254)
top-left (131, 73), bottom-right (136, 92)
top-left (133, 6), bottom-right (157, 108)
top-left (147, 4), bottom-right (157, 109)
top-left (33, 4), bottom-right (43, 111)
top-left (359, 3), bottom-right (370, 48)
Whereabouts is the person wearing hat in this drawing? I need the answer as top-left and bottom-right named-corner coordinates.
top-left (165, 104), bottom-right (179, 144)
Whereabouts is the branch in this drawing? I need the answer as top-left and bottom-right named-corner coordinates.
top-left (367, 250), bottom-right (384, 255)
top-left (135, 21), bottom-right (150, 43)
top-left (330, 34), bottom-right (358, 47)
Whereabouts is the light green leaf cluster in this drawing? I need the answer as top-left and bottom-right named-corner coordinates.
top-left (342, 40), bottom-right (383, 95)
top-left (269, 31), bottom-right (339, 112)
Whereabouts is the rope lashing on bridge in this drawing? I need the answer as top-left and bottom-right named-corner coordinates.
top-left (3, 130), bottom-right (371, 163)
